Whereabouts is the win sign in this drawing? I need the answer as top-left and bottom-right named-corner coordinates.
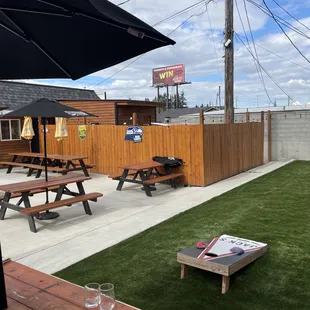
top-left (152, 64), bottom-right (185, 86)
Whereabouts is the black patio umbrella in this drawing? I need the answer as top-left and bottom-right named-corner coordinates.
top-left (0, 0), bottom-right (175, 80)
top-left (5, 98), bottom-right (95, 219)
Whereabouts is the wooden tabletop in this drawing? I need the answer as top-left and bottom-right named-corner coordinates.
top-left (9, 152), bottom-right (87, 161)
top-left (4, 261), bottom-right (139, 310)
top-left (0, 174), bottom-right (91, 194)
top-left (119, 161), bottom-right (163, 171)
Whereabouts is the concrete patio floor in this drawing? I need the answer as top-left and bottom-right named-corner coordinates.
top-left (0, 160), bottom-right (292, 274)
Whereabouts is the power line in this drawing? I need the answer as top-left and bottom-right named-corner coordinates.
top-left (262, 0), bottom-right (310, 66)
top-left (235, 0), bottom-right (272, 104)
top-left (242, 0), bottom-right (273, 105)
top-left (246, 0), bottom-right (310, 40)
top-left (117, 0), bottom-right (130, 5)
top-left (235, 32), bottom-right (296, 102)
top-left (270, 0), bottom-right (310, 32)
top-left (152, 0), bottom-right (208, 27)
top-left (91, 1), bottom-right (212, 88)
top-left (236, 34), bottom-right (310, 72)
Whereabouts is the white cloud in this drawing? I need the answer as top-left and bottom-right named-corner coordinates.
top-left (21, 1), bottom-right (310, 107)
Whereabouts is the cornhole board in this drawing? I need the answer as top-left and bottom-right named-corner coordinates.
top-left (177, 235), bottom-right (268, 294)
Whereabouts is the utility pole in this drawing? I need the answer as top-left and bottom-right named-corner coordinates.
top-left (224, 0), bottom-right (234, 123)
top-left (218, 86), bottom-right (221, 108)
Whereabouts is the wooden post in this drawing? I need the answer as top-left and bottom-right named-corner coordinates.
top-left (246, 111), bottom-right (250, 123)
top-left (222, 276), bottom-right (230, 294)
top-left (261, 111), bottom-right (264, 123)
top-left (224, 0), bottom-right (234, 123)
top-left (132, 113), bottom-right (137, 126)
top-left (180, 264), bottom-right (188, 279)
top-left (176, 84), bottom-right (179, 108)
top-left (200, 108), bottom-right (204, 125)
top-left (268, 110), bottom-right (271, 162)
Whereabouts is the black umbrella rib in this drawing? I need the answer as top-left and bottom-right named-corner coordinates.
top-left (0, 10), bottom-right (72, 79)
top-left (78, 13), bottom-right (168, 44)
top-left (35, 0), bottom-right (170, 44)
top-left (0, 10), bottom-right (29, 41)
top-left (0, 7), bottom-right (72, 18)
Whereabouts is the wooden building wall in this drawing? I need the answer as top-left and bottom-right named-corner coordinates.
top-left (60, 100), bottom-right (115, 125)
top-left (0, 117), bottom-right (29, 162)
top-left (116, 106), bottom-right (156, 125)
top-left (41, 123), bottom-right (264, 187)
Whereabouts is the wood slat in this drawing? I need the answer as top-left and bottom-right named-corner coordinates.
top-left (143, 173), bottom-right (184, 185)
top-left (20, 193), bottom-right (103, 215)
top-left (4, 261), bottom-right (138, 310)
top-left (40, 123), bottom-right (264, 187)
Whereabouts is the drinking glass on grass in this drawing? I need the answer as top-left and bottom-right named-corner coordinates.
top-left (84, 283), bottom-right (101, 309)
top-left (99, 283), bottom-right (115, 310)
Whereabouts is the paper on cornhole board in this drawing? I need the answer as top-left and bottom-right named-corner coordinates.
top-left (177, 235), bottom-right (268, 294)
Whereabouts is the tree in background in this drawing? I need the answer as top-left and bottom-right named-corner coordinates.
top-left (153, 90), bottom-right (187, 111)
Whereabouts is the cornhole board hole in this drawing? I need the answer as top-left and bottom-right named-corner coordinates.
top-left (177, 235), bottom-right (268, 294)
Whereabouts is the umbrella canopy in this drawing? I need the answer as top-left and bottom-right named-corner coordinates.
top-left (55, 117), bottom-right (68, 141)
top-left (21, 116), bottom-right (35, 140)
top-left (4, 98), bottom-right (95, 118)
top-left (0, 0), bottom-right (175, 80)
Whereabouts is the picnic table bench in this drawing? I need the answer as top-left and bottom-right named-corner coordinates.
top-left (0, 152), bottom-right (95, 178)
top-left (0, 174), bottom-right (102, 233)
top-left (110, 161), bottom-right (184, 197)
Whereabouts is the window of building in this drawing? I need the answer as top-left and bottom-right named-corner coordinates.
top-left (0, 119), bottom-right (21, 141)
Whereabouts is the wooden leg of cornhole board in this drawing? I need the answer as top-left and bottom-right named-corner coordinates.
top-left (180, 264), bottom-right (189, 279)
top-left (221, 276), bottom-right (230, 294)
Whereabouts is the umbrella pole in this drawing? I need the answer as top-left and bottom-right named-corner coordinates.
top-left (43, 118), bottom-right (49, 203)
top-left (36, 118), bottom-right (59, 220)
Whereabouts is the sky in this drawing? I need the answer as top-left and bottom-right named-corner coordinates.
top-left (22, 0), bottom-right (310, 108)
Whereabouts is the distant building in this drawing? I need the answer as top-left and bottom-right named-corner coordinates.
top-left (157, 106), bottom-right (223, 123)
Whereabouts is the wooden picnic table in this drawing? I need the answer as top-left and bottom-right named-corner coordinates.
top-left (0, 152), bottom-right (94, 178)
top-left (2, 259), bottom-right (139, 310)
top-left (112, 161), bottom-right (184, 197)
top-left (0, 174), bottom-right (102, 233)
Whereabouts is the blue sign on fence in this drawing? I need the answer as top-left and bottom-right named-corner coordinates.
top-left (125, 126), bottom-right (144, 143)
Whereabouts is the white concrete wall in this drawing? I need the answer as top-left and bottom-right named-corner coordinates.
top-left (171, 110), bottom-right (310, 162)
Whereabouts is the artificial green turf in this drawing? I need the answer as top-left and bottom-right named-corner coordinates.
top-left (55, 161), bottom-right (310, 310)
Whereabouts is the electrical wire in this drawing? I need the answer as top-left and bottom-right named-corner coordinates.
top-left (235, 0), bottom-right (272, 104)
top-left (246, 0), bottom-right (310, 40)
top-left (262, 0), bottom-right (310, 66)
top-left (236, 33), bottom-right (310, 72)
top-left (91, 1), bottom-right (212, 88)
top-left (235, 32), bottom-right (296, 102)
top-left (242, 0), bottom-right (273, 105)
top-left (152, 0), bottom-right (208, 27)
top-left (270, 0), bottom-right (310, 32)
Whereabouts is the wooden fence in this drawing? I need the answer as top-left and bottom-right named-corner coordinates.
top-left (40, 123), bottom-right (264, 186)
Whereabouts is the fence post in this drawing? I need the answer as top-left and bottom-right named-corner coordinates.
top-left (268, 111), bottom-right (271, 162)
top-left (246, 111), bottom-right (250, 123)
top-left (261, 111), bottom-right (264, 123)
top-left (132, 113), bottom-right (137, 126)
top-left (200, 108), bottom-right (204, 125)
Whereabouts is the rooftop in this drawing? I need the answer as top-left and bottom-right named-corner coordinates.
top-left (0, 80), bottom-right (100, 110)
